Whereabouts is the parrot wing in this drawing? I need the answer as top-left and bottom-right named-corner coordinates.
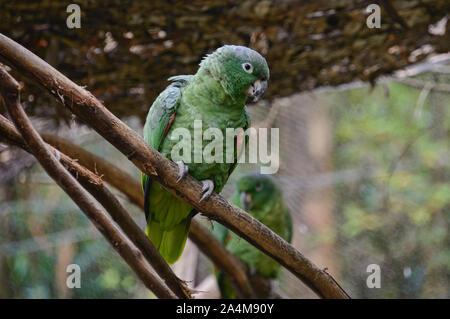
top-left (141, 75), bottom-right (193, 220)
top-left (143, 75), bottom-right (192, 154)
top-left (141, 76), bottom-right (194, 264)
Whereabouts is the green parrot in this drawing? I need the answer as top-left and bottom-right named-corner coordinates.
top-left (141, 46), bottom-right (270, 264)
top-left (213, 172), bottom-right (293, 298)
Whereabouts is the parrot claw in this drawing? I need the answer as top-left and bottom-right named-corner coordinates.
top-left (199, 179), bottom-right (214, 203)
top-left (176, 161), bottom-right (189, 183)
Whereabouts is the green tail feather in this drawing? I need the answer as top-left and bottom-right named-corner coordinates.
top-left (145, 217), bottom-right (192, 264)
top-left (142, 173), bottom-right (193, 264)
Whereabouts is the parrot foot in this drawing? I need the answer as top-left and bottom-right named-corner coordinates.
top-left (199, 179), bottom-right (214, 203)
top-left (176, 161), bottom-right (189, 183)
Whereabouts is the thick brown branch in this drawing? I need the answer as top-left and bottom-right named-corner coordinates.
top-left (0, 33), bottom-right (350, 299)
top-left (0, 114), bottom-right (190, 299)
top-left (0, 66), bottom-right (176, 299)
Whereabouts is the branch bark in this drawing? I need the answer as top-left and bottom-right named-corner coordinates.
top-left (0, 66), bottom-right (176, 299)
top-left (0, 33), bottom-right (350, 298)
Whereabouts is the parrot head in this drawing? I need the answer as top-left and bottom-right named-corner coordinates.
top-left (235, 172), bottom-right (278, 211)
top-left (199, 45), bottom-right (270, 103)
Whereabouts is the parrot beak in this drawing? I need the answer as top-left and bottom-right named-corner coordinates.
top-left (246, 79), bottom-right (267, 102)
top-left (240, 191), bottom-right (253, 210)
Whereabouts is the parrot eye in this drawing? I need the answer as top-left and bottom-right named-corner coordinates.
top-left (242, 62), bottom-right (253, 74)
top-left (255, 182), bottom-right (263, 191)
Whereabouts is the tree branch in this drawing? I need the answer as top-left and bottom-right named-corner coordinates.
top-left (0, 33), bottom-right (350, 298)
top-left (0, 65), bottom-right (176, 299)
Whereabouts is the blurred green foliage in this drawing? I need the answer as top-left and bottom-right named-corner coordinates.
top-left (332, 81), bottom-right (449, 298)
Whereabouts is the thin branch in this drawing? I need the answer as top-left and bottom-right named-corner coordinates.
top-left (0, 114), bottom-right (191, 299)
top-left (0, 33), bottom-right (350, 299)
top-left (0, 65), bottom-right (176, 299)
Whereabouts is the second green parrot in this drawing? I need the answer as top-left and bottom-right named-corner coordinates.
top-left (213, 172), bottom-right (293, 298)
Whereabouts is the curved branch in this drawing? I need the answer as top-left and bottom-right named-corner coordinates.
top-left (0, 33), bottom-right (350, 299)
top-left (0, 66), bottom-right (176, 299)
